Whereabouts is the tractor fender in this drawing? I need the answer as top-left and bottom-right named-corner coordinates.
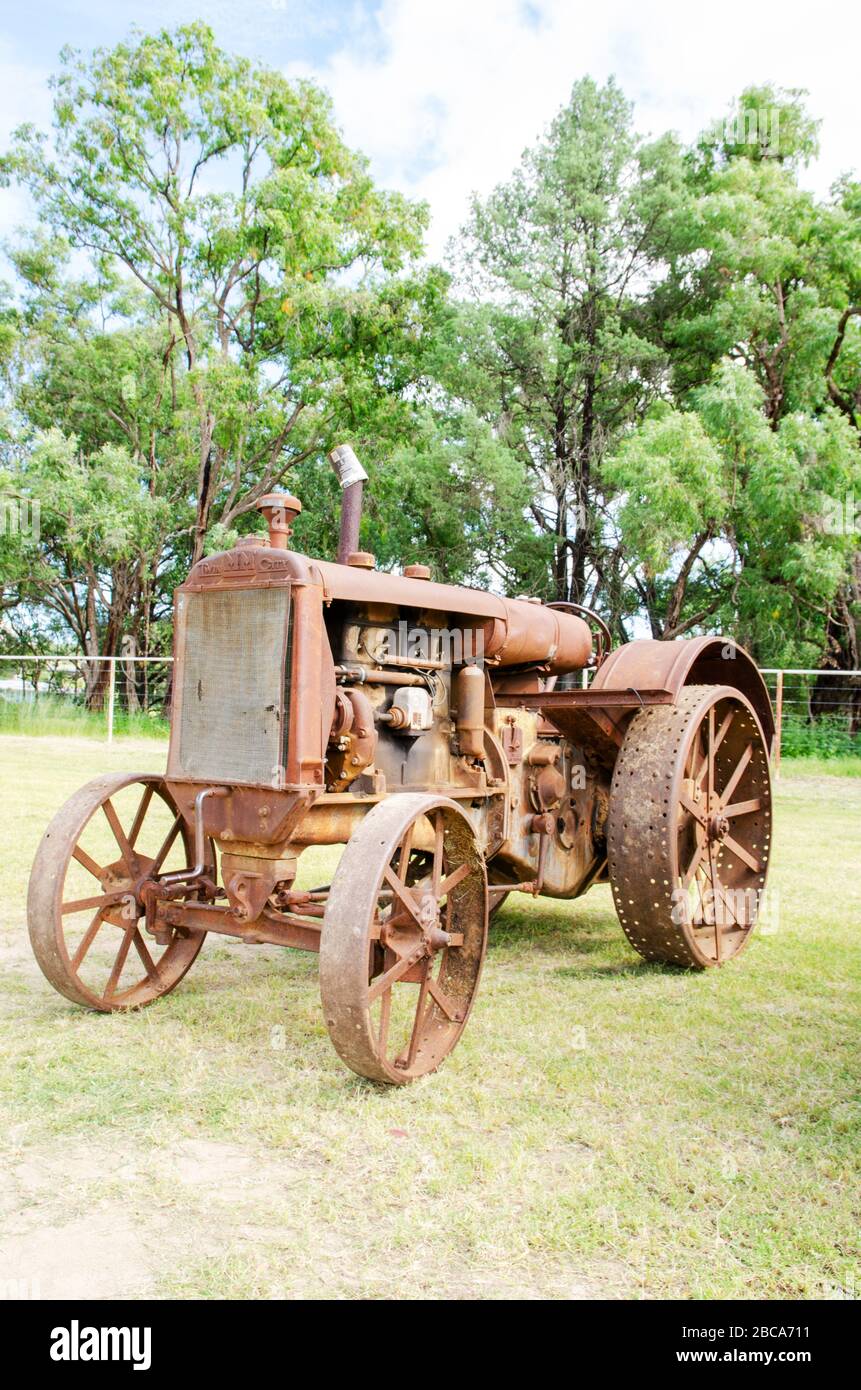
top-left (590, 636), bottom-right (775, 747)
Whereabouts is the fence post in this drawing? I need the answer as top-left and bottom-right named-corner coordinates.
top-left (106, 660), bottom-right (116, 746)
top-left (774, 670), bottom-right (783, 779)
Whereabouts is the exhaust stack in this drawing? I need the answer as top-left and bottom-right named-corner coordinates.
top-left (329, 444), bottom-right (369, 565)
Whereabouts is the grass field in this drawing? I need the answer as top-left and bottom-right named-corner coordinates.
top-left (0, 733), bottom-right (858, 1300)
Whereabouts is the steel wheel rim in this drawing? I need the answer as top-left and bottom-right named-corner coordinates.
top-left (608, 686), bottom-right (772, 969)
top-left (28, 773), bottom-right (209, 1011)
top-left (320, 793), bottom-right (488, 1084)
top-left (670, 691), bottom-right (771, 964)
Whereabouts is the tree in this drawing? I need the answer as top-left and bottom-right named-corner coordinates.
top-left (604, 360), bottom-right (861, 664)
top-left (1, 22), bottom-right (428, 568)
top-left (442, 77), bottom-right (688, 609)
top-left (1, 24), bottom-right (477, 697)
top-left (631, 85), bottom-right (861, 677)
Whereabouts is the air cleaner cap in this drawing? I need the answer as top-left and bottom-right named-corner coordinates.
top-left (256, 493), bottom-right (302, 549)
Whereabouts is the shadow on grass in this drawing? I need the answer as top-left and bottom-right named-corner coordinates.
top-left (487, 902), bottom-right (684, 978)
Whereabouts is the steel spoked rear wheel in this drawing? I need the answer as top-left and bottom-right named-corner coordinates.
top-left (607, 685), bottom-right (772, 968)
top-left (28, 773), bottom-right (211, 1011)
top-left (320, 793), bottom-right (488, 1084)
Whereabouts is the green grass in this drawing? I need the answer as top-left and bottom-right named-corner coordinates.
top-left (0, 732), bottom-right (858, 1300)
top-left (0, 696), bottom-right (169, 740)
top-left (780, 754), bottom-right (861, 778)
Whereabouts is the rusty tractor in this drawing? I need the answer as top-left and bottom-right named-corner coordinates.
top-left (28, 447), bottom-right (774, 1084)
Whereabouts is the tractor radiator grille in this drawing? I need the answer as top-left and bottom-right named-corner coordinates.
top-left (172, 587), bottom-right (292, 785)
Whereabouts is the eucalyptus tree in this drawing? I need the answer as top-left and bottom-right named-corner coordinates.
top-left (444, 77), bottom-right (688, 607)
top-left (2, 22), bottom-right (429, 567)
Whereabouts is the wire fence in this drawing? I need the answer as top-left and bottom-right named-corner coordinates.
top-left (0, 655), bottom-right (859, 761)
top-left (759, 668), bottom-right (861, 769)
top-left (0, 655), bottom-right (173, 744)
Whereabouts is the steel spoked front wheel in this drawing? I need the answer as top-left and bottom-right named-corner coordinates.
top-left (320, 793), bottom-right (488, 1084)
top-left (28, 773), bottom-right (211, 1011)
top-left (607, 685), bottom-right (772, 968)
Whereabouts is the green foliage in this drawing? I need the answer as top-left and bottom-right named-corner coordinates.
top-left (0, 23), bottom-right (452, 685)
top-left (442, 77), bottom-right (686, 604)
top-left (780, 715), bottom-right (860, 760)
top-left (1, 38), bottom-right (859, 691)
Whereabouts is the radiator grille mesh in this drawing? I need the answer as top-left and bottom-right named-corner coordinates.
top-left (174, 587), bottom-right (291, 785)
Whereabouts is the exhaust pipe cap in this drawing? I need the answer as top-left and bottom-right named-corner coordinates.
top-left (329, 444), bottom-right (369, 490)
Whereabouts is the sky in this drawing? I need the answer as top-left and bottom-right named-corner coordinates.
top-left (0, 0), bottom-right (859, 259)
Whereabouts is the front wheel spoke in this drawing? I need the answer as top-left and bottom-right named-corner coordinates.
top-left (382, 866), bottom-right (423, 925)
top-left (377, 984), bottom-right (392, 1056)
top-left (707, 860), bottom-right (739, 930)
top-left (431, 813), bottom-right (444, 896)
top-left (102, 799), bottom-right (135, 874)
top-left (152, 815), bottom-right (182, 873)
top-left (103, 925), bottom-right (135, 1001)
top-left (368, 942), bottom-right (425, 1004)
top-left (437, 862), bottom-right (471, 898)
top-left (131, 928), bottom-right (161, 985)
top-left (127, 784), bottom-right (155, 849)
top-left (403, 961), bottom-right (432, 1069)
top-left (70, 911), bottom-right (105, 972)
top-left (718, 743), bottom-right (754, 809)
top-left (71, 845), bottom-right (104, 882)
top-left (723, 833), bottom-right (761, 873)
top-left (427, 976), bottom-right (462, 1023)
top-left (62, 890), bottom-right (123, 915)
top-left (396, 824), bottom-right (415, 881)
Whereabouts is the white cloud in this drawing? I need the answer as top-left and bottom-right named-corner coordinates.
top-left (0, 2), bottom-right (857, 261)
top-left (286, 0), bottom-right (861, 259)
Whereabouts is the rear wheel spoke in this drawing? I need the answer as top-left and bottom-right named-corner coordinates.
top-left (723, 834), bottom-right (761, 873)
top-left (719, 743), bottom-right (754, 809)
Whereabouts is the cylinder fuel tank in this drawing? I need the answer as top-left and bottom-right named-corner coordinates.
top-left (482, 600), bottom-right (591, 673)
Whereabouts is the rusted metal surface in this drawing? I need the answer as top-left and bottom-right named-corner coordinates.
top-left (606, 686), bottom-right (772, 968)
top-left (28, 774), bottom-right (210, 1011)
top-left (329, 444), bottom-right (368, 565)
top-left (26, 451), bottom-right (776, 1084)
top-left (591, 636), bottom-right (775, 745)
top-left (320, 794), bottom-right (487, 1084)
